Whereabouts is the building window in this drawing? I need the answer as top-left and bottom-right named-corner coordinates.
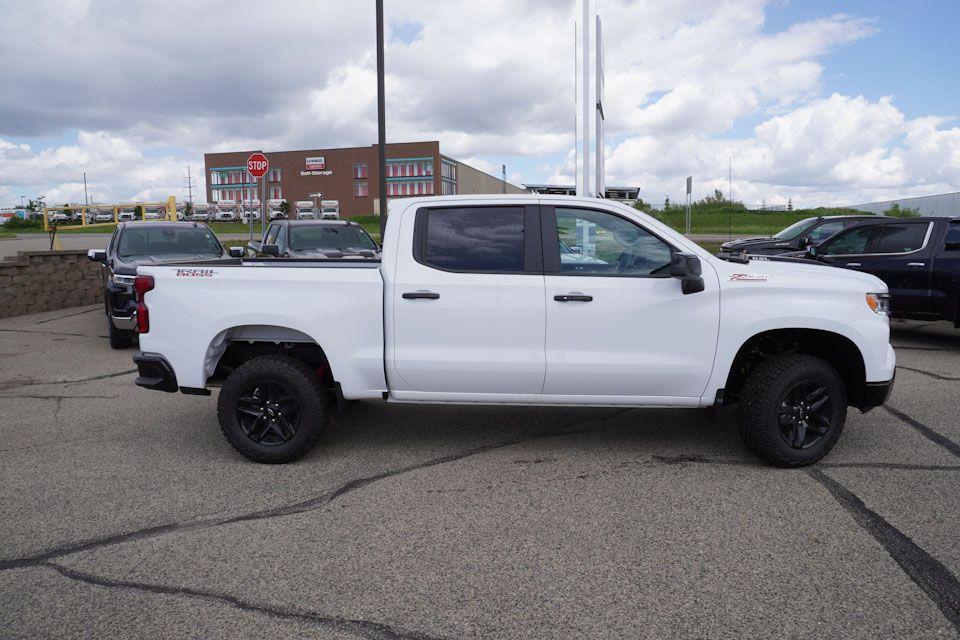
top-left (269, 168), bottom-right (281, 182)
top-left (441, 181), bottom-right (456, 195)
top-left (353, 163), bottom-right (368, 179)
top-left (355, 182), bottom-right (368, 197)
top-left (271, 187), bottom-right (282, 199)
top-left (441, 161), bottom-right (457, 181)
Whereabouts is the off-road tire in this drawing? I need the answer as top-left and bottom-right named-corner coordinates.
top-left (217, 355), bottom-right (328, 464)
top-left (737, 354), bottom-right (846, 468)
top-left (107, 317), bottom-right (134, 349)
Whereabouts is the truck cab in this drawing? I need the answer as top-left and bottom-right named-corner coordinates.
top-left (295, 201), bottom-right (315, 220)
top-left (241, 201), bottom-right (261, 224)
top-left (214, 201), bottom-right (239, 222)
top-left (319, 200), bottom-right (340, 220)
top-left (268, 199), bottom-right (286, 220)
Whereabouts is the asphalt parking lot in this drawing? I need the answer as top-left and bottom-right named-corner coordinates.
top-left (0, 306), bottom-right (958, 639)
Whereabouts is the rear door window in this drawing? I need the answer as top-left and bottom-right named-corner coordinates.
top-left (419, 207), bottom-right (525, 272)
top-left (944, 221), bottom-right (960, 252)
top-left (265, 224), bottom-right (280, 245)
top-left (876, 223), bottom-right (929, 254)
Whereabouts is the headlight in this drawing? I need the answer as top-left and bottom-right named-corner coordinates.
top-left (866, 293), bottom-right (890, 315)
top-left (112, 274), bottom-right (136, 286)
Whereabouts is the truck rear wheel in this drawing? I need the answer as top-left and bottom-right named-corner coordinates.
top-left (217, 355), bottom-right (328, 464)
top-left (736, 354), bottom-right (846, 468)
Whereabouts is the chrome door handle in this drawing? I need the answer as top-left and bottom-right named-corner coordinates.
top-left (554, 294), bottom-right (593, 302)
top-left (402, 291), bottom-right (440, 300)
top-left (907, 262), bottom-right (926, 267)
top-left (846, 262), bottom-right (861, 267)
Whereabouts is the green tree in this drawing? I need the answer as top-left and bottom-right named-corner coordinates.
top-left (184, 202), bottom-right (194, 217)
top-left (633, 198), bottom-right (654, 214)
top-left (134, 205), bottom-right (144, 220)
top-left (279, 200), bottom-right (291, 215)
top-left (884, 203), bottom-right (919, 218)
top-left (664, 197), bottom-right (671, 209)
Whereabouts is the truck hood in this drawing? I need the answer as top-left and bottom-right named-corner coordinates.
top-left (720, 236), bottom-right (785, 250)
top-left (717, 256), bottom-right (887, 292)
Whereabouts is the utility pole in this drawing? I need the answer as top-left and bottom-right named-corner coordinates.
top-left (376, 0), bottom-right (388, 239)
top-left (83, 172), bottom-right (88, 206)
top-left (502, 164), bottom-right (506, 193)
top-left (185, 165), bottom-right (195, 205)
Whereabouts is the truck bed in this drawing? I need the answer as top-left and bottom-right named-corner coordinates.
top-left (136, 260), bottom-right (386, 397)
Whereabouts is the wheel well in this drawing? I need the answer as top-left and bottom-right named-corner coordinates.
top-left (204, 325), bottom-right (333, 388)
top-left (724, 329), bottom-right (867, 408)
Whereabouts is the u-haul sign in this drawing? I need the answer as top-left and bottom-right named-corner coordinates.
top-left (305, 156), bottom-right (325, 170)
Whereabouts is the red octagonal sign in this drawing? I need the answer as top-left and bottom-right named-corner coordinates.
top-left (247, 152), bottom-right (269, 178)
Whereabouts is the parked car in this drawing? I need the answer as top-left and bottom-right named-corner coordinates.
top-left (48, 211), bottom-right (70, 223)
top-left (132, 195), bottom-right (895, 468)
top-left (87, 222), bottom-right (243, 349)
top-left (248, 220), bottom-right (379, 259)
top-left (720, 215), bottom-right (876, 257)
top-left (799, 216), bottom-right (960, 325)
top-left (214, 206), bottom-right (239, 223)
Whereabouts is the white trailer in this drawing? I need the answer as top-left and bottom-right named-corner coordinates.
top-left (295, 200), bottom-right (315, 220)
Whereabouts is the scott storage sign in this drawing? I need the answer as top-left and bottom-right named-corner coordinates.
top-left (305, 156), bottom-right (326, 170)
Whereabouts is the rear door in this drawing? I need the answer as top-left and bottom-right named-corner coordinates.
top-left (390, 204), bottom-right (546, 395)
top-left (540, 205), bottom-right (719, 400)
top-left (930, 221), bottom-right (960, 321)
top-left (857, 221), bottom-right (935, 316)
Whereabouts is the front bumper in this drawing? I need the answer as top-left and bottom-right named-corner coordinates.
top-left (133, 352), bottom-right (178, 392)
top-left (860, 373), bottom-right (895, 412)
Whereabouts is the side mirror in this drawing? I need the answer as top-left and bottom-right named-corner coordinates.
top-left (796, 236), bottom-right (813, 249)
top-left (805, 244), bottom-right (819, 259)
top-left (261, 244), bottom-right (280, 257)
top-left (228, 246), bottom-right (245, 258)
top-left (570, 246), bottom-right (582, 254)
top-left (670, 253), bottom-right (705, 294)
top-left (87, 249), bottom-right (107, 263)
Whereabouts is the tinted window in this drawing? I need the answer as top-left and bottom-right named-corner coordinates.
top-left (808, 220), bottom-right (844, 242)
top-left (774, 218), bottom-right (817, 240)
top-left (876, 223), bottom-right (928, 254)
top-left (945, 221), bottom-right (960, 252)
top-left (289, 225), bottom-right (377, 252)
top-left (821, 225), bottom-right (874, 256)
top-left (553, 208), bottom-right (672, 276)
top-left (422, 207), bottom-right (524, 272)
top-left (117, 227), bottom-right (222, 258)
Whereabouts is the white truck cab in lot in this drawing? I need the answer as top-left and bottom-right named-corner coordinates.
top-left (295, 201), bottom-right (315, 219)
top-left (319, 200), bottom-right (340, 220)
top-left (133, 195), bottom-right (895, 467)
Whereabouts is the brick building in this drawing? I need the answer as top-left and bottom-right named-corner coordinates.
top-left (204, 141), bottom-right (524, 217)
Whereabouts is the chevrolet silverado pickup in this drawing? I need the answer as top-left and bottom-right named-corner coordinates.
top-left (132, 195), bottom-right (896, 467)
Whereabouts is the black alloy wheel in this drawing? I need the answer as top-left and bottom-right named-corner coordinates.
top-left (777, 381), bottom-right (833, 450)
top-left (236, 380), bottom-right (301, 446)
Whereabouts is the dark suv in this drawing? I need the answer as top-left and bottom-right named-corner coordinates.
top-left (720, 215), bottom-right (876, 256)
top-left (87, 222), bottom-right (242, 348)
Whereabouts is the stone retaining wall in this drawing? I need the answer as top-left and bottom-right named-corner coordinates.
top-left (0, 250), bottom-right (102, 319)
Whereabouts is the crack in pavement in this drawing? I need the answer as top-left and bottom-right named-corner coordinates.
top-left (897, 365), bottom-right (960, 381)
top-left (807, 468), bottom-right (960, 634)
top-left (884, 405), bottom-right (960, 458)
top-left (44, 562), bottom-right (447, 640)
top-left (34, 307), bottom-right (100, 325)
top-left (0, 409), bottom-right (632, 572)
top-left (893, 345), bottom-right (960, 353)
top-left (0, 327), bottom-right (98, 338)
top-left (0, 393), bottom-right (119, 400)
top-left (0, 369), bottom-right (137, 391)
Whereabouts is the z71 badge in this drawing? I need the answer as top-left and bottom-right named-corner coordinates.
top-left (729, 273), bottom-right (768, 282)
top-left (175, 268), bottom-right (216, 278)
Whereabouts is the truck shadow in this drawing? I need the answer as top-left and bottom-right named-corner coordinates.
top-left (890, 319), bottom-right (960, 351)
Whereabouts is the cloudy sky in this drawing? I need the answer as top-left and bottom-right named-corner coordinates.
top-left (1, 0), bottom-right (958, 208)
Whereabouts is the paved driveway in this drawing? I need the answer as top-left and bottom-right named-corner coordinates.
top-left (0, 309), bottom-right (957, 639)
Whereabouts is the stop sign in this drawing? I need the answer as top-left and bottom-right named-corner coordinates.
top-left (247, 152), bottom-right (269, 178)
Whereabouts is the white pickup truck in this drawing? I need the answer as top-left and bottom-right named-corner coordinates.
top-left (132, 195), bottom-right (895, 467)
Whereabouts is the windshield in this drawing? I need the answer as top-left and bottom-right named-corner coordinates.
top-left (118, 227), bottom-right (223, 258)
top-left (773, 217), bottom-right (818, 240)
top-left (289, 225), bottom-right (377, 252)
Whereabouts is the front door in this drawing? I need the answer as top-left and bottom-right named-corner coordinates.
top-left (859, 221), bottom-right (934, 316)
top-left (541, 205), bottom-right (720, 401)
top-left (391, 204), bottom-right (546, 395)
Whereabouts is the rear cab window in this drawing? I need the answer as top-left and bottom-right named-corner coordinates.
top-left (875, 222), bottom-right (929, 254)
top-left (944, 221), bottom-right (960, 252)
top-left (416, 206), bottom-right (536, 273)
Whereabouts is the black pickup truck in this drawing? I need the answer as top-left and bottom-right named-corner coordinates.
top-left (87, 222), bottom-right (242, 348)
top-left (804, 216), bottom-right (960, 325)
top-left (247, 219), bottom-right (380, 259)
top-left (719, 214), bottom-right (876, 256)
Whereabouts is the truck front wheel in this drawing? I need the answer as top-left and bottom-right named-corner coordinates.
top-left (736, 354), bottom-right (846, 468)
top-left (217, 355), bottom-right (328, 463)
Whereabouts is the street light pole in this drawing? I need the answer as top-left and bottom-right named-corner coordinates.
top-left (376, 0), bottom-right (388, 239)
